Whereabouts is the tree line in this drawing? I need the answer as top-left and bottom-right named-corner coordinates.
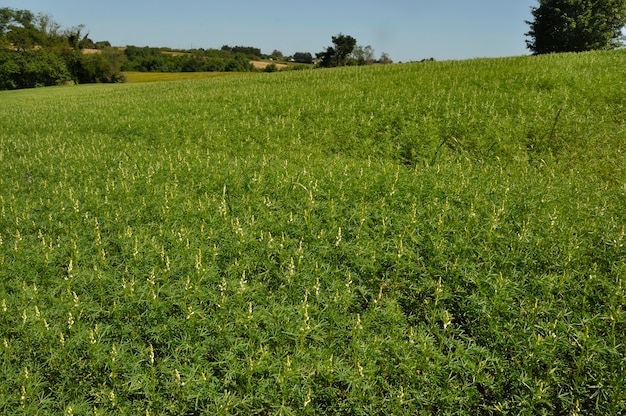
top-left (120, 46), bottom-right (255, 73)
top-left (0, 7), bottom-right (125, 89)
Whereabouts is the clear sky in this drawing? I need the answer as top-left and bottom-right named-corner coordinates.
top-left (5, 0), bottom-right (536, 62)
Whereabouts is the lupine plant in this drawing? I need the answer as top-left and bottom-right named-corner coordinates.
top-left (0, 50), bottom-right (625, 414)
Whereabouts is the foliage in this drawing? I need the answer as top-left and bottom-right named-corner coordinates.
top-left (379, 52), bottom-right (393, 64)
top-left (63, 24), bottom-right (92, 51)
top-left (221, 45), bottom-right (262, 59)
top-left (264, 63), bottom-right (278, 72)
top-left (0, 7), bottom-right (45, 51)
top-left (293, 52), bottom-right (313, 64)
top-left (317, 33), bottom-right (357, 67)
top-left (526, 0), bottom-right (626, 54)
top-left (318, 37), bottom-right (389, 67)
top-left (226, 53), bottom-right (255, 72)
top-left (0, 49), bottom-right (71, 89)
top-left (61, 50), bottom-right (124, 84)
top-left (121, 46), bottom-right (254, 73)
top-left (0, 7), bottom-right (122, 89)
top-left (349, 45), bottom-right (393, 66)
top-left (352, 45), bottom-right (376, 65)
top-left (1, 49), bottom-right (625, 414)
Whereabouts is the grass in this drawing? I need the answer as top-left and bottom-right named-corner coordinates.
top-left (0, 50), bottom-right (625, 414)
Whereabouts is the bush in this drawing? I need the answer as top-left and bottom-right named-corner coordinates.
top-left (264, 63), bottom-right (278, 72)
top-left (0, 49), bottom-right (72, 89)
top-left (205, 58), bottom-right (226, 72)
top-left (60, 50), bottom-right (123, 84)
top-left (226, 53), bottom-right (254, 72)
top-left (77, 53), bottom-right (121, 83)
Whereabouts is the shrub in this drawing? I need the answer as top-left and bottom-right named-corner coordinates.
top-left (0, 49), bottom-right (71, 89)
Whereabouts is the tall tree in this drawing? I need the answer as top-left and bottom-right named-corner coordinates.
top-left (379, 52), bottom-right (393, 64)
top-left (317, 33), bottom-right (357, 67)
top-left (526, 0), bottom-right (626, 54)
top-left (0, 7), bottom-right (42, 50)
top-left (352, 45), bottom-right (375, 65)
top-left (64, 24), bottom-right (90, 51)
top-left (35, 13), bottom-right (63, 48)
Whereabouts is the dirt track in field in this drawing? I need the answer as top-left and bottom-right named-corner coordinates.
top-left (251, 60), bottom-right (289, 70)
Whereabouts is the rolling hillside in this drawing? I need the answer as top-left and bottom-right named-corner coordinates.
top-left (0, 50), bottom-right (625, 414)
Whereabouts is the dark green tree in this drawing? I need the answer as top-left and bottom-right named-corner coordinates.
top-left (293, 52), bottom-right (313, 64)
top-left (0, 8), bottom-right (43, 50)
top-left (0, 49), bottom-right (71, 89)
top-left (226, 53), bottom-right (254, 71)
top-left (64, 25), bottom-right (90, 51)
top-left (526, 0), bottom-right (626, 54)
top-left (317, 33), bottom-right (357, 67)
top-left (1, 7), bottom-right (123, 88)
top-left (35, 13), bottom-right (64, 49)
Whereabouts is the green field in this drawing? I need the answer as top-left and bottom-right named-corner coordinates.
top-left (1, 51), bottom-right (625, 414)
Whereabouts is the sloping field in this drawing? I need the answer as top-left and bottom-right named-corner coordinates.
top-left (0, 51), bottom-right (625, 414)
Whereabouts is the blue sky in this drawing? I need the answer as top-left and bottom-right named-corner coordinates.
top-left (6, 0), bottom-right (536, 62)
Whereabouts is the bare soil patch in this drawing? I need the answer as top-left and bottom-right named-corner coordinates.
top-left (251, 60), bottom-right (289, 70)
